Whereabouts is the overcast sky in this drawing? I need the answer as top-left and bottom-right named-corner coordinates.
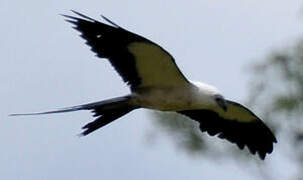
top-left (1, 0), bottom-right (303, 179)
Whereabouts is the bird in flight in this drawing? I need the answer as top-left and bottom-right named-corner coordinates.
top-left (11, 11), bottom-right (277, 160)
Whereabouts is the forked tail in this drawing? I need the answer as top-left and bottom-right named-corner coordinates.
top-left (10, 96), bottom-right (137, 136)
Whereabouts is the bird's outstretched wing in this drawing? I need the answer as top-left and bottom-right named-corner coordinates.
top-left (179, 100), bottom-right (277, 160)
top-left (63, 11), bottom-right (189, 91)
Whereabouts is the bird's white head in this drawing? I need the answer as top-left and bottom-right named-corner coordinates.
top-left (190, 81), bottom-right (227, 111)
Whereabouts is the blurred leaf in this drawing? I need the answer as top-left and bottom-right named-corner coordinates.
top-left (273, 95), bottom-right (301, 112)
top-left (151, 111), bottom-right (207, 154)
top-left (148, 38), bottom-right (303, 180)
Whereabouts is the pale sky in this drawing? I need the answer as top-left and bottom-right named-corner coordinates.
top-left (1, 0), bottom-right (303, 179)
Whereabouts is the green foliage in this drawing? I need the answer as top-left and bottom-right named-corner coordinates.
top-left (250, 40), bottom-right (303, 122)
top-left (151, 111), bottom-right (207, 155)
top-left (150, 110), bottom-right (254, 160)
top-left (148, 39), bottom-right (303, 179)
top-left (248, 41), bottom-right (303, 179)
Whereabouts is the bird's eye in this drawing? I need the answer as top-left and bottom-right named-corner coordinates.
top-left (214, 95), bottom-right (227, 111)
top-left (214, 95), bottom-right (223, 102)
top-left (216, 98), bottom-right (223, 104)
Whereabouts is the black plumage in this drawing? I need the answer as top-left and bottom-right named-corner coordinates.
top-left (179, 103), bottom-right (277, 160)
top-left (63, 11), bottom-right (145, 89)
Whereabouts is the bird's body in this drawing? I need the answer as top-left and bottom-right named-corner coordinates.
top-left (11, 11), bottom-right (277, 160)
top-left (131, 81), bottom-right (215, 111)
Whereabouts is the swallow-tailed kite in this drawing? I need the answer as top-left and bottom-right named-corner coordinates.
top-left (12, 11), bottom-right (277, 159)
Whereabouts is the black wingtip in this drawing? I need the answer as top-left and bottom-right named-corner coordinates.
top-left (80, 125), bottom-right (94, 136)
top-left (273, 136), bottom-right (278, 143)
top-left (70, 10), bottom-right (96, 22)
top-left (101, 15), bottom-right (120, 27)
top-left (61, 14), bottom-right (76, 20)
top-left (259, 152), bottom-right (266, 160)
top-left (61, 10), bottom-right (120, 29)
top-left (80, 131), bottom-right (90, 136)
top-left (61, 10), bottom-right (97, 23)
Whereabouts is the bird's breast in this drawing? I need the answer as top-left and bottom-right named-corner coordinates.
top-left (132, 85), bottom-right (207, 111)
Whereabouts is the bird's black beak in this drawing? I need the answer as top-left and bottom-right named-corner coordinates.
top-left (214, 95), bottom-right (228, 112)
top-left (221, 103), bottom-right (228, 112)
